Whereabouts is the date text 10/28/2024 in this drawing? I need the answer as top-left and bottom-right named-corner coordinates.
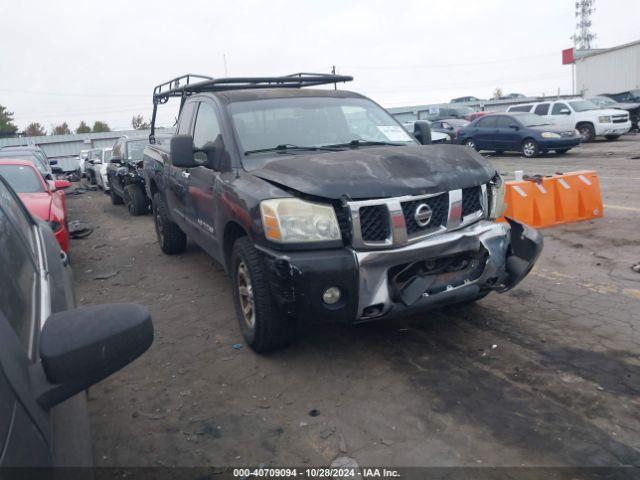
top-left (233, 468), bottom-right (401, 478)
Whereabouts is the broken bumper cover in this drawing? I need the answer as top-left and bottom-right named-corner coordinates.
top-left (258, 218), bottom-right (542, 323)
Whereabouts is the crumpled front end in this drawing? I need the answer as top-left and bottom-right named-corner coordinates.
top-left (353, 217), bottom-right (542, 321)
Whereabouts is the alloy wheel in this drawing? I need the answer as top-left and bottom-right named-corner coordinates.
top-left (237, 262), bottom-right (255, 329)
top-left (523, 141), bottom-right (536, 157)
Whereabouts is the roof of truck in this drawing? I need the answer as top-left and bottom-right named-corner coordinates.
top-left (208, 88), bottom-right (366, 104)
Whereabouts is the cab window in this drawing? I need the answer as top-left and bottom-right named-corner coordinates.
top-left (534, 103), bottom-right (550, 115)
top-left (193, 102), bottom-right (223, 164)
top-left (552, 103), bottom-right (570, 115)
top-left (177, 102), bottom-right (198, 135)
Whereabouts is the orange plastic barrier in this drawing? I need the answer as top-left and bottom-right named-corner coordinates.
top-left (498, 170), bottom-right (603, 228)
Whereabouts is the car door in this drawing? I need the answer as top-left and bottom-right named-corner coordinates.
top-left (107, 141), bottom-right (124, 195)
top-left (495, 115), bottom-right (522, 150)
top-left (186, 100), bottom-right (225, 254)
top-left (550, 102), bottom-right (572, 129)
top-left (166, 100), bottom-right (198, 235)
top-left (473, 116), bottom-right (497, 149)
top-left (0, 179), bottom-right (53, 466)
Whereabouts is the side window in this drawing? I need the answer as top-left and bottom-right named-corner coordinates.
top-left (177, 101), bottom-right (198, 135)
top-left (509, 105), bottom-right (532, 113)
top-left (496, 116), bottom-right (514, 128)
top-left (534, 103), bottom-right (550, 115)
top-left (552, 103), bottom-right (569, 115)
top-left (0, 181), bottom-right (38, 352)
top-left (112, 141), bottom-right (121, 160)
top-left (476, 116), bottom-right (497, 128)
top-left (193, 102), bottom-right (222, 163)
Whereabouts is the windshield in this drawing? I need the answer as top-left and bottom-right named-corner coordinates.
top-left (569, 100), bottom-right (598, 112)
top-left (590, 97), bottom-right (615, 107)
top-left (229, 97), bottom-right (415, 162)
top-left (0, 165), bottom-right (46, 193)
top-left (126, 139), bottom-right (149, 162)
top-left (516, 114), bottom-right (552, 127)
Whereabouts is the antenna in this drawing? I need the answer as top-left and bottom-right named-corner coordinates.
top-left (571, 0), bottom-right (596, 50)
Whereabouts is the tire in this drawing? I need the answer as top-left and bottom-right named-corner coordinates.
top-left (556, 149), bottom-right (569, 154)
top-left (464, 138), bottom-right (477, 150)
top-left (152, 193), bottom-right (186, 255)
top-left (109, 186), bottom-right (124, 205)
top-left (577, 123), bottom-right (595, 143)
top-left (231, 237), bottom-right (294, 353)
top-left (522, 139), bottom-right (539, 158)
top-left (604, 135), bottom-right (620, 141)
top-left (124, 184), bottom-right (148, 216)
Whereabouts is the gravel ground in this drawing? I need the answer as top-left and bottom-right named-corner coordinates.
top-left (67, 135), bottom-right (640, 468)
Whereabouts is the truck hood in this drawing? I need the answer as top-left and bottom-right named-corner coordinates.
top-left (250, 145), bottom-right (496, 200)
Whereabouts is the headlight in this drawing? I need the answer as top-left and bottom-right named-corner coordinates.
top-left (488, 174), bottom-right (507, 220)
top-left (260, 198), bottom-right (341, 243)
top-left (541, 132), bottom-right (561, 139)
top-left (598, 116), bottom-right (611, 123)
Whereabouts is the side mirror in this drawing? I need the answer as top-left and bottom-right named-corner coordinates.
top-left (560, 108), bottom-right (571, 115)
top-left (49, 159), bottom-right (58, 165)
top-left (33, 304), bottom-right (153, 410)
top-left (54, 179), bottom-right (71, 190)
top-left (413, 121), bottom-right (432, 145)
top-left (171, 134), bottom-right (197, 168)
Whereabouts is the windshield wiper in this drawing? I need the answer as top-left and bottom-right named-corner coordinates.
top-left (244, 144), bottom-right (341, 155)
top-left (322, 139), bottom-right (405, 148)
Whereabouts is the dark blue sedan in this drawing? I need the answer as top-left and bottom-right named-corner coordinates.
top-left (455, 113), bottom-right (581, 157)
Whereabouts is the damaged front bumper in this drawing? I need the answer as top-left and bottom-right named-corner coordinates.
top-left (258, 218), bottom-right (542, 323)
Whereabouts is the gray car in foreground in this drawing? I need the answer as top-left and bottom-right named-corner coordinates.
top-left (0, 175), bottom-right (154, 466)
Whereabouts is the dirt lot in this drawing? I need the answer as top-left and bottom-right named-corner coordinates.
top-left (67, 135), bottom-right (640, 468)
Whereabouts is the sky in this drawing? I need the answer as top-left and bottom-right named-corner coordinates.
top-left (1, 0), bottom-right (639, 132)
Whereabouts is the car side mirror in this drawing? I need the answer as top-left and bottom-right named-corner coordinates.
top-left (49, 159), bottom-right (58, 165)
top-left (171, 135), bottom-right (197, 168)
top-left (33, 304), bottom-right (153, 410)
top-left (54, 179), bottom-right (71, 190)
top-left (413, 121), bottom-right (432, 145)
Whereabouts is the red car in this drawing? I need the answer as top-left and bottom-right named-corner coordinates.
top-left (0, 159), bottom-right (71, 252)
top-left (465, 111), bottom-right (489, 122)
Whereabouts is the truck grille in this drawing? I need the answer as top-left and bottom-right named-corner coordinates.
top-left (462, 186), bottom-right (482, 218)
top-left (348, 185), bottom-right (488, 250)
top-left (359, 205), bottom-right (389, 242)
top-left (401, 193), bottom-right (448, 235)
top-left (612, 114), bottom-right (628, 123)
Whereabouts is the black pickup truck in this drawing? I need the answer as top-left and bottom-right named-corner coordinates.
top-left (144, 73), bottom-right (543, 352)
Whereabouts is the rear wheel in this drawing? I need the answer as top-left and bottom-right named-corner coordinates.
top-left (124, 184), bottom-right (148, 216)
top-left (578, 123), bottom-right (596, 142)
top-left (464, 139), bottom-right (477, 150)
top-left (605, 134), bottom-right (620, 141)
top-left (231, 237), bottom-right (294, 353)
top-left (522, 139), bottom-right (539, 158)
top-left (153, 193), bottom-right (186, 254)
top-left (109, 186), bottom-right (124, 205)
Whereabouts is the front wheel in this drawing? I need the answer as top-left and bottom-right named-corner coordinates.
top-left (522, 139), bottom-right (539, 158)
top-left (152, 193), bottom-right (186, 254)
top-left (604, 135), bottom-right (620, 141)
top-left (578, 124), bottom-right (596, 142)
top-left (464, 138), bottom-right (477, 150)
top-left (231, 237), bottom-right (294, 353)
top-left (124, 184), bottom-right (149, 216)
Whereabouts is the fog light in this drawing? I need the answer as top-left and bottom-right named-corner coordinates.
top-left (322, 287), bottom-right (341, 305)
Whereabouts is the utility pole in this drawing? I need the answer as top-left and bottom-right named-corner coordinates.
top-left (571, 0), bottom-right (596, 50)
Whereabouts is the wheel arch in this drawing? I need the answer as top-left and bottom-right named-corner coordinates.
top-left (223, 221), bottom-right (250, 272)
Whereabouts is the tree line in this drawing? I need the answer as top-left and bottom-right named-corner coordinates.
top-left (0, 103), bottom-right (151, 138)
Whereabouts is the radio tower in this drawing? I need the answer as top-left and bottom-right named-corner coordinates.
top-left (571, 0), bottom-right (596, 50)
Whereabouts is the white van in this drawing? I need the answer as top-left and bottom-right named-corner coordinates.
top-left (507, 99), bottom-right (631, 142)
